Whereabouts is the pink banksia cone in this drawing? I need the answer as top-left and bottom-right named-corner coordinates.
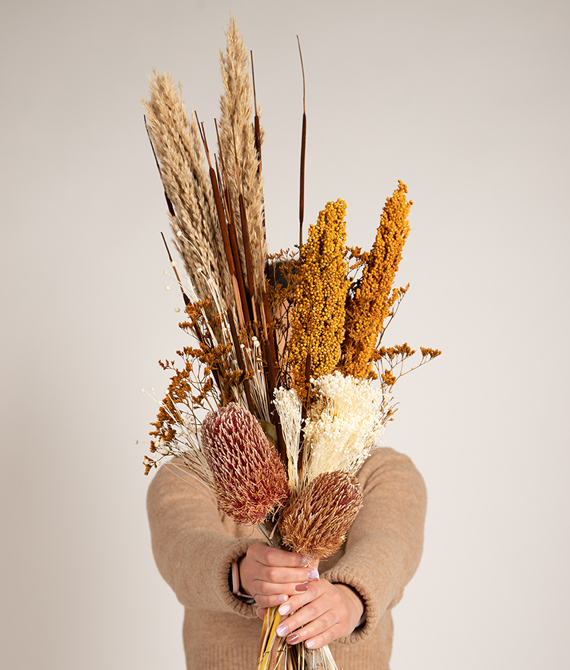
top-left (201, 403), bottom-right (291, 525)
top-left (278, 471), bottom-right (364, 560)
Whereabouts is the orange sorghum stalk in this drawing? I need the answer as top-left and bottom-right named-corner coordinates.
top-left (289, 199), bottom-right (349, 402)
top-left (340, 181), bottom-right (412, 379)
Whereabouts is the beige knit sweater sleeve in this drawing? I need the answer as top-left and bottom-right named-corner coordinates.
top-left (321, 448), bottom-right (427, 644)
top-left (147, 462), bottom-right (261, 619)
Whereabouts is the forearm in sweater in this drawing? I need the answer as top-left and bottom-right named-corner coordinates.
top-left (322, 448), bottom-right (427, 644)
top-left (146, 459), bottom-right (261, 617)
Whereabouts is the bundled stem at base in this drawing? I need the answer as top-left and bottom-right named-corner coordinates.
top-left (256, 607), bottom-right (338, 670)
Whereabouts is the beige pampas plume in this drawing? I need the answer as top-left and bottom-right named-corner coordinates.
top-left (278, 471), bottom-right (363, 560)
top-left (201, 403), bottom-right (290, 525)
top-left (218, 18), bottom-right (266, 299)
top-left (143, 72), bottom-right (233, 310)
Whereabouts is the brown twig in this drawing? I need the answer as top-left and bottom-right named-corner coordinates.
top-left (226, 309), bottom-right (255, 414)
top-left (251, 50), bottom-right (263, 178)
top-left (215, 120), bottom-right (251, 325)
top-left (231, 123), bottom-right (257, 317)
top-left (144, 115), bottom-right (175, 217)
top-left (161, 232), bottom-right (190, 307)
top-left (297, 37), bottom-right (306, 250)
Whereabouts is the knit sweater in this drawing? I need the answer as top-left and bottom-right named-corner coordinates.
top-left (147, 447), bottom-right (427, 669)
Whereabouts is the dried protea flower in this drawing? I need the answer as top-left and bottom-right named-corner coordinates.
top-left (278, 471), bottom-right (363, 560)
top-left (201, 403), bottom-right (290, 525)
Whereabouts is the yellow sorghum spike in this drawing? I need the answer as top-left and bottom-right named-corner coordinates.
top-left (289, 200), bottom-right (349, 401)
top-left (341, 181), bottom-right (412, 378)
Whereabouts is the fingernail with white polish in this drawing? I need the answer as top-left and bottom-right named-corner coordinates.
top-left (277, 595), bottom-right (288, 603)
top-left (308, 569), bottom-right (319, 580)
top-left (305, 640), bottom-right (316, 649)
top-left (278, 603), bottom-right (290, 615)
top-left (276, 624), bottom-right (288, 637)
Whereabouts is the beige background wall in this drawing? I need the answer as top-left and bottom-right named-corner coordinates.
top-left (1, 0), bottom-right (569, 668)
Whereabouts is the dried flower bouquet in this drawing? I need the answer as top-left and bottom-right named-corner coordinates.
top-left (141, 18), bottom-right (440, 670)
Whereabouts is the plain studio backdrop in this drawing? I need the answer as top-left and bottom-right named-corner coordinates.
top-left (1, 0), bottom-right (569, 668)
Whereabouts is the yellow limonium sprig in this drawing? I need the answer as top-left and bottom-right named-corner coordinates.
top-left (340, 181), bottom-right (412, 379)
top-left (289, 199), bottom-right (350, 402)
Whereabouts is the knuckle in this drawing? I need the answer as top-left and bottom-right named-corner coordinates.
top-left (319, 611), bottom-right (334, 628)
top-left (249, 543), bottom-right (263, 560)
top-left (258, 581), bottom-right (272, 595)
top-left (302, 603), bottom-right (318, 621)
top-left (266, 567), bottom-right (280, 583)
top-left (265, 550), bottom-right (281, 567)
top-left (305, 582), bottom-right (318, 597)
top-left (332, 623), bottom-right (347, 640)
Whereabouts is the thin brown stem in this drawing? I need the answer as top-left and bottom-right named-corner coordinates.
top-left (226, 309), bottom-right (255, 414)
top-left (161, 232), bottom-right (190, 307)
top-left (297, 37), bottom-right (306, 250)
top-left (215, 119), bottom-right (251, 325)
top-left (251, 50), bottom-right (263, 177)
top-left (144, 115), bottom-right (175, 217)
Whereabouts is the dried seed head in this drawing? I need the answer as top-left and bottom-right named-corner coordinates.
top-left (289, 199), bottom-right (350, 401)
top-left (201, 403), bottom-right (290, 525)
top-left (278, 471), bottom-right (363, 560)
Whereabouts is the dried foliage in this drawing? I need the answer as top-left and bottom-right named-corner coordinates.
top-left (279, 471), bottom-right (363, 560)
top-left (201, 403), bottom-right (290, 525)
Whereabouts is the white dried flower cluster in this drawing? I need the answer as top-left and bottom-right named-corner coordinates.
top-left (273, 387), bottom-right (303, 494)
top-left (302, 371), bottom-right (388, 485)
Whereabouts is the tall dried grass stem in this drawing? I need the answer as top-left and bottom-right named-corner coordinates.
top-left (143, 73), bottom-right (233, 315)
top-left (218, 18), bottom-right (266, 297)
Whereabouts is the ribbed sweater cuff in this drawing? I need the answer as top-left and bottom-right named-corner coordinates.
top-left (171, 532), bottom-right (262, 618)
top-left (214, 536), bottom-right (261, 618)
top-left (322, 561), bottom-right (392, 644)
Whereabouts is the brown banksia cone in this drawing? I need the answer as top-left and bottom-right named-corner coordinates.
top-left (278, 471), bottom-right (364, 560)
top-left (201, 403), bottom-right (291, 525)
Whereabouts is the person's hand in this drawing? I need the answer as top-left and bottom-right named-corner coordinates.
top-left (262, 579), bottom-right (363, 649)
top-left (238, 543), bottom-right (318, 608)
top-left (239, 544), bottom-right (364, 649)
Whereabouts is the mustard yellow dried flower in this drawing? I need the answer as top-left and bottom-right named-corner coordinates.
top-left (340, 181), bottom-right (412, 379)
top-left (289, 200), bottom-right (349, 401)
